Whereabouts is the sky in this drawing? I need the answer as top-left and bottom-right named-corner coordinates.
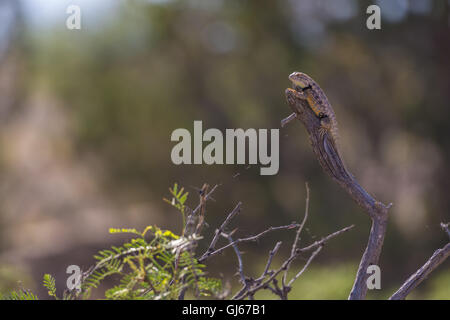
top-left (20, 0), bottom-right (120, 30)
top-left (17, 0), bottom-right (435, 31)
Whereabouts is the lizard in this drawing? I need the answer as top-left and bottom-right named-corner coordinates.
top-left (281, 71), bottom-right (390, 216)
top-left (282, 71), bottom-right (346, 183)
top-left (281, 71), bottom-right (391, 300)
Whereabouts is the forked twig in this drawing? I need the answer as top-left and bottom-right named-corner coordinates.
top-left (193, 181), bottom-right (352, 300)
top-left (233, 224), bottom-right (353, 300)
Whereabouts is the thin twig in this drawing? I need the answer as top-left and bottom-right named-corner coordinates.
top-left (233, 225), bottom-right (353, 300)
top-left (389, 224), bottom-right (450, 300)
top-left (287, 246), bottom-right (322, 287)
top-left (389, 242), bottom-right (450, 300)
top-left (192, 184), bottom-right (219, 215)
top-left (223, 232), bottom-right (246, 285)
top-left (292, 182), bottom-right (310, 255)
top-left (282, 182), bottom-right (310, 286)
top-left (184, 184), bottom-right (219, 237)
top-left (199, 223), bottom-right (299, 262)
top-left (260, 241), bottom-right (282, 280)
top-left (297, 225), bottom-right (354, 252)
top-left (264, 281), bottom-right (282, 296)
top-left (231, 241), bottom-right (282, 300)
top-left (281, 112), bottom-right (297, 127)
top-left (203, 202), bottom-right (242, 256)
top-left (178, 183), bottom-right (218, 299)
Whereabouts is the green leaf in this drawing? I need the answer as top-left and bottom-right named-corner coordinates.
top-left (43, 274), bottom-right (57, 299)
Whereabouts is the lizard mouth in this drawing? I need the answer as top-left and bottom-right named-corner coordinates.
top-left (299, 84), bottom-right (311, 92)
top-left (290, 81), bottom-right (311, 93)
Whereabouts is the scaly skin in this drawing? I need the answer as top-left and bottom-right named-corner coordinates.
top-left (288, 72), bottom-right (339, 146)
top-left (286, 72), bottom-right (345, 181)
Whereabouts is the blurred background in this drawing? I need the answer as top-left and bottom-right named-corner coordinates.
top-left (0, 0), bottom-right (448, 299)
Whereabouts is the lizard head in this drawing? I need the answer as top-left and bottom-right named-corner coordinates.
top-left (288, 72), bottom-right (315, 91)
top-left (287, 72), bottom-right (335, 133)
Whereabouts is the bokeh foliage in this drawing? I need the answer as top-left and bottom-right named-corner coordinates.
top-left (0, 0), bottom-right (448, 298)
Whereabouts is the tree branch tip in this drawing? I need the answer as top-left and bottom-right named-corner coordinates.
top-left (281, 112), bottom-right (297, 128)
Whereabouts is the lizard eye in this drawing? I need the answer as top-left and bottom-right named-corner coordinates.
top-left (302, 85), bottom-right (312, 92)
top-left (318, 112), bottom-right (327, 119)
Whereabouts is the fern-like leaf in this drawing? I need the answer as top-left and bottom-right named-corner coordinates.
top-left (6, 289), bottom-right (38, 300)
top-left (43, 274), bottom-right (57, 299)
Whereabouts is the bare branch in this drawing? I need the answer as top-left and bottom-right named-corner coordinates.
top-left (284, 82), bottom-right (391, 300)
top-left (348, 214), bottom-right (388, 300)
top-left (233, 225), bottom-right (353, 300)
top-left (192, 184), bottom-right (219, 215)
top-left (281, 112), bottom-right (297, 127)
top-left (231, 241), bottom-right (282, 300)
top-left (260, 241), bottom-right (282, 280)
top-left (203, 202), bottom-right (242, 257)
top-left (178, 183), bottom-right (219, 299)
top-left (297, 225), bottom-right (355, 252)
top-left (184, 184), bottom-right (219, 237)
top-left (199, 223), bottom-right (299, 262)
top-left (189, 180), bottom-right (352, 300)
top-left (283, 182), bottom-right (310, 286)
top-left (222, 232), bottom-right (246, 285)
top-left (292, 182), bottom-right (310, 255)
top-left (389, 242), bottom-right (450, 300)
top-left (389, 224), bottom-right (450, 300)
top-left (287, 245), bottom-right (322, 287)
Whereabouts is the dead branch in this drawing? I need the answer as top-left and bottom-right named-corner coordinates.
top-left (229, 186), bottom-right (353, 300)
top-left (191, 180), bottom-right (352, 300)
top-left (284, 81), bottom-right (391, 300)
top-left (184, 184), bottom-right (219, 237)
top-left (178, 183), bottom-right (219, 299)
top-left (389, 224), bottom-right (450, 300)
top-left (260, 241), bottom-right (283, 281)
top-left (203, 202), bottom-right (242, 257)
top-left (296, 225), bottom-right (355, 253)
top-left (287, 246), bottom-right (322, 288)
top-left (282, 182), bottom-right (310, 286)
top-left (232, 224), bottom-right (353, 300)
top-left (199, 222), bottom-right (300, 263)
top-left (223, 233), bottom-right (246, 286)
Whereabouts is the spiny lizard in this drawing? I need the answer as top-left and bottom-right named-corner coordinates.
top-left (282, 72), bottom-right (345, 181)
